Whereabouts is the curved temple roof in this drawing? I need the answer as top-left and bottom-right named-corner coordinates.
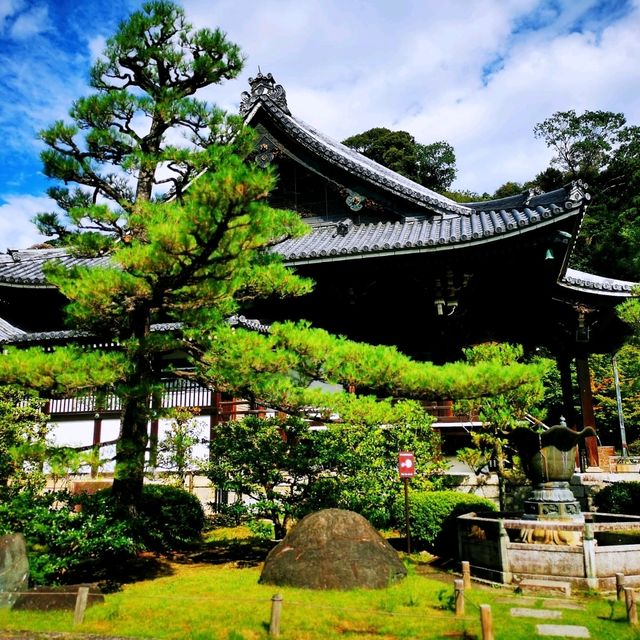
top-left (0, 73), bottom-right (635, 303)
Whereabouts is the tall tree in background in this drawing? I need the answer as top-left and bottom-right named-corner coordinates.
top-left (342, 127), bottom-right (457, 192)
top-left (534, 109), bottom-right (640, 279)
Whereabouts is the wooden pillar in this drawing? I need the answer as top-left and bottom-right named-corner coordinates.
top-left (576, 355), bottom-right (599, 467)
top-left (557, 353), bottom-right (577, 429)
top-left (210, 391), bottom-right (223, 442)
top-left (92, 414), bottom-right (102, 446)
top-left (148, 418), bottom-right (159, 469)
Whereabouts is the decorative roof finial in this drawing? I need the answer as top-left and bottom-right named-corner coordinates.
top-left (239, 71), bottom-right (290, 116)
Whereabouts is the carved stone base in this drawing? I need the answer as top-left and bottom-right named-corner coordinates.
top-left (522, 481), bottom-right (582, 521)
top-left (519, 527), bottom-right (583, 545)
top-left (519, 481), bottom-right (584, 545)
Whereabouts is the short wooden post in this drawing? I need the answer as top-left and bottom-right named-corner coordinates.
top-left (454, 578), bottom-right (464, 617)
top-left (462, 561), bottom-right (471, 590)
top-left (73, 587), bottom-right (89, 626)
top-left (625, 587), bottom-right (638, 625)
top-left (269, 593), bottom-right (283, 637)
top-left (480, 604), bottom-right (494, 640)
top-left (616, 573), bottom-right (626, 601)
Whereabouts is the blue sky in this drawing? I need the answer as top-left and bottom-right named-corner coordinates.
top-left (1, 0), bottom-right (640, 249)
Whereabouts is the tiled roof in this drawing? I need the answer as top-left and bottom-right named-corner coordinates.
top-left (0, 186), bottom-right (587, 280)
top-left (560, 268), bottom-right (637, 297)
top-left (0, 317), bottom-right (25, 341)
top-left (228, 314), bottom-right (271, 334)
top-left (0, 248), bottom-right (111, 287)
top-left (248, 97), bottom-right (471, 217)
top-left (276, 196), bottom-right (582, 264)
top-left (0, 318), bottom-right (270, 345)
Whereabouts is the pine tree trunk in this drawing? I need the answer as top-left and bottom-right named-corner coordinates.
top-left (111, 387), bottom-right (152, 511)
top-left (111, 310), bottom-right (154, 512)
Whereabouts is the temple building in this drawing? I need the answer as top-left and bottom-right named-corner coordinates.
top-left (0, 72), bottom-right (636, 467)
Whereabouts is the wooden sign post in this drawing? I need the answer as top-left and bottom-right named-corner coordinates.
top-left (398, 452), bottom-right (415, 554)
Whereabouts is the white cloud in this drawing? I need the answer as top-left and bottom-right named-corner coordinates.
top-left (0, 194), bottom-right (51, 250)
top-left (0, 0), bottom-right (23, 30)
top-left (10, 3), bottom-right (50, 39)
top-left (3, 0), bottom-right (640, 253)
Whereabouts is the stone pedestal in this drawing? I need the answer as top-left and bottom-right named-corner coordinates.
top-left (523, 481), bottom-right (582, 520)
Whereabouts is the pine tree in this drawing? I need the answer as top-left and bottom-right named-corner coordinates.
top-left (2, 1), bottom-right (311, 510)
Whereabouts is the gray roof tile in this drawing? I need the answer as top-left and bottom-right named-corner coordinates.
top-left (0, 317), bottom-right (25, 341)
top-left (0, 248), bottom-right (111, 287)
top-left (276, 196), bottom-right (582, 264)
top-left (560, 268), bottom-right (637, 297)
top-left (250, 97), bottom-right (472, 218)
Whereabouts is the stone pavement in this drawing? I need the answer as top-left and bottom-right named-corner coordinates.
top-left (508, 602), bottom-right (590, 638)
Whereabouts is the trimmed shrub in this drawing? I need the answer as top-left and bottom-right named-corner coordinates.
top-left (137, 484), bottom-right (205, 550)
top-left (86, 484), bottom-right (205, 551)
top-left (0, 490), bottom-right (140, 585)
top-left (593, 481), bottom-right (640, 516)
top-left (394, 490), bottom-right (496, 559)
top-left (627, 440), bottom-right (640, 456)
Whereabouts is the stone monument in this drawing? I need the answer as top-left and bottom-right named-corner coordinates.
top-left (260, 509), bottom-right (407, 590)
top-left (0, 533), bottom-right (29, 609)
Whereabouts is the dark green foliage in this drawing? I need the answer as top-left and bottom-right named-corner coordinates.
top-left (0, 491), bottom-right (140, 585)
top-left (342, 127), bottom-right (457, 191)
top-left (137, 485), bottom-right (205, 550)
top-left (533, 109), bottom-right (640, 279)
top-left (0, 483), bottom-right (204, 585)
top-left (628, 440), bottom-right (640, 456)
top-left (0, 385), bottom-right (48, 492)
top-left (454, 343), bottom-right (549, 510)
top-left (590, 345), bottom-right (640, 448)
top-left (593, 482), bottom-right (640, 515)
top-left (394, 490), bottom-right (496, 559)
top-left (205, 409), bottom-right (446, 536)
top-left (86, 485), bottom-right (205, 551)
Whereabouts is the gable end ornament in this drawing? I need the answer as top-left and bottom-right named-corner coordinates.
top-left (240, 71), bottom-right (291, 116)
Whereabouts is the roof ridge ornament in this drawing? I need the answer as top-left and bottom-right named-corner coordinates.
top-left (239, 71), bottom-right (291, 116)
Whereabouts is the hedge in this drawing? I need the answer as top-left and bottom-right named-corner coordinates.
top-left (394, 490), bottom-right (496, 559)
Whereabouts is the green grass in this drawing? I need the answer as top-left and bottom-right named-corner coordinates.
top-left (1, 535), bottom-right (640, 639)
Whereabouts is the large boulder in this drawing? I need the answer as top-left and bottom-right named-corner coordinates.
top-left (0, 533), bottom-right (29, 609)
top-left (259, 509), bottom-right (406, 590)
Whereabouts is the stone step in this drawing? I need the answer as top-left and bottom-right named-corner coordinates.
top-left (536, 624), bottom-right (590, 638)
top-left (511, 607), bottom-right (562, 619)
top-left (519, 579), bottom-right (572, 596)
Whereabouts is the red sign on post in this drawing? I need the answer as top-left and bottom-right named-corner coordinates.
top-left (398, 452), bottom-right (415, 478)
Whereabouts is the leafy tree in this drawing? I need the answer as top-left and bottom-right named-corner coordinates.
top-left (0, 385), bottom-right (49, 493)
top-left (491, 181), bottom-right (524, 199)
top-left (454, 343), bottom-right (550, 510)
top-left (155, 407), bottom-right (204, 485)
top-left (589, 344), bottom-right (640, 448)
top-left (342, 127), bottom-right (457, 191)
top-left (533, 109), bottom-right (640, 279)
top-left (533, 109), bottom-right (627, 181)
top-left (204, 402), bottom-right (444, 537)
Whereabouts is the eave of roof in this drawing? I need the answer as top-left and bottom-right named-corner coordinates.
top-left (276, 198), bottom-right (582, 265)
top-left (0, 317), bottom-right (270, 346)
top-left (246, 96), bottom-right (472, 218)
top-left (0, 248), bottom-right (111, 288)
top-left (559, 268), bottom-right (637, 297)
top-left (0, 317), bottom-right (25, 341)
